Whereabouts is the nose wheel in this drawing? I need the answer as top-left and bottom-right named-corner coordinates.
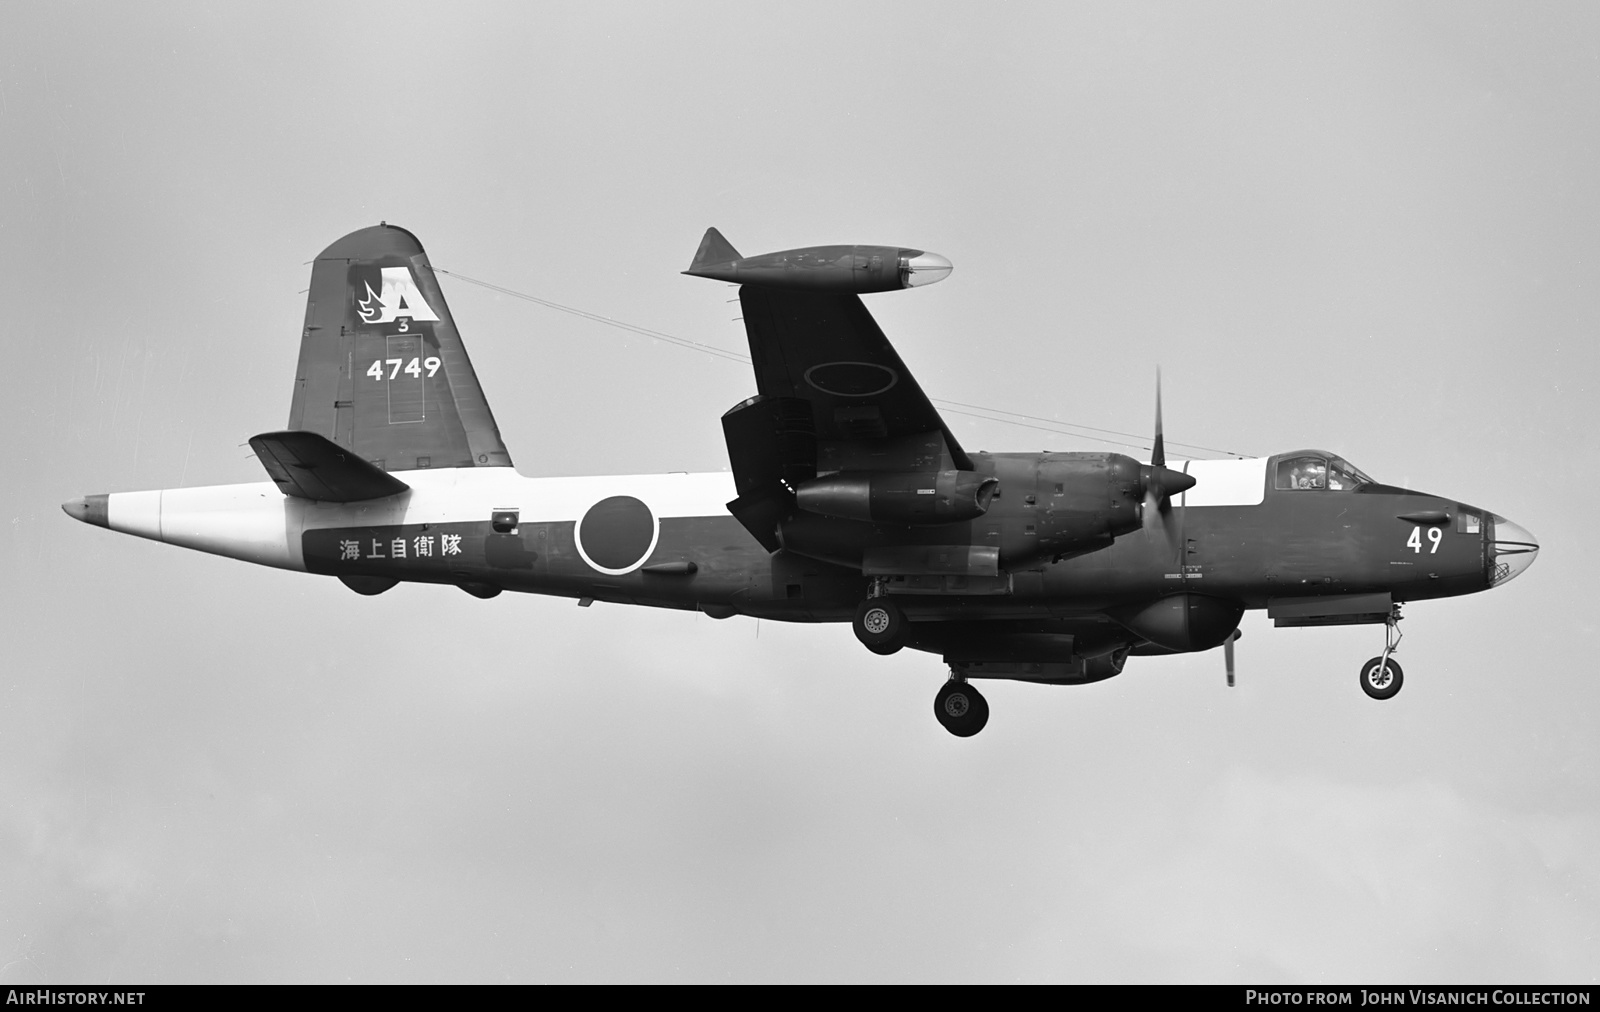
top-left (934, 674), bottom-right (989, 737)
top-left (1359, 604), bottom-right (1405, 700)
top-left (1360, 656), bottom-right (1404, 700)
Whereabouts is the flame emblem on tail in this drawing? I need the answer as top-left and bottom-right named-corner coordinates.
top-left (357, 266), bottom-right (441, 325)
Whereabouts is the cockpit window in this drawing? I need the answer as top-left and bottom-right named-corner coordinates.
top-left (1276, 454), bottom-right (1374, 491)
top-left (1276, 456), bottom-right (1327, 490)
top-left (1326, 457), bottom-right (1373, 491)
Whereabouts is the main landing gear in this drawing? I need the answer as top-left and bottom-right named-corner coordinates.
top-left (853, 587), bottom-right (909, 655)
top-left (1360, 604), bottom-right (1405, 701)
top-left (935, 674), bottom-right (989, 737)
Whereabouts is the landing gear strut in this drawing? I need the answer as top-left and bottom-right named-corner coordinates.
top-left (853, 584), bottom-right (908, 655)
top-left (934, 672), bottom-right (989, 737)
top-left (1360, 604), bottom-right (1405, 700)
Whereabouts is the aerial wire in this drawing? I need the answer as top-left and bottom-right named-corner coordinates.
top-left (435, 267), bottom-right (1248, 459)
top-left (436, 268), bottom-right (750, 365)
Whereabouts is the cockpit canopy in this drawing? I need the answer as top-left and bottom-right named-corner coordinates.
top-left (1273, 451), bottom-right (1374, 492)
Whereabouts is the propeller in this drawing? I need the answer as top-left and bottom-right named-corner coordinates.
top-left (1140, 370), bottom-right (1196, 540)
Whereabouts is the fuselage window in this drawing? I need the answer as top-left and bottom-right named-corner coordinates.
top-left (1276, 456), bottom-right (1327, 490)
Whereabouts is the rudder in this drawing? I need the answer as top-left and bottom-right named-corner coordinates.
top-left (288, 224), bottom-right (513, 471)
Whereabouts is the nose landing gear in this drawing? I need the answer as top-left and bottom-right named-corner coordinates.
top-left (1359, 604), bottom-right (1405, 700)
top-left (934, 672), bottom-right (989, 737)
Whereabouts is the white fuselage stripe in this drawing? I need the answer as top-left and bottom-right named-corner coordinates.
top-left (101, 470), bottom-right (740, 571)
top-left (1166, 458), bottom-right (1267, 508)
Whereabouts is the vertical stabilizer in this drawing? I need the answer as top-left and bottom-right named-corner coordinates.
top-left (288, 224), bottom-right (513, 471)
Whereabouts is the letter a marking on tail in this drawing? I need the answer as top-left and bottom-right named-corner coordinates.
top-left (358, 266), bottom-right (441, 325)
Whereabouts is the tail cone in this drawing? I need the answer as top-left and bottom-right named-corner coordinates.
top-left (62, 495), bottom-right (109, 528)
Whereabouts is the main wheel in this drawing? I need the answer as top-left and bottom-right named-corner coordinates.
top-left (934, 681), bottom-right (990, 737)
top-left (853, 598), bottom-right (908, 655)
top-left (1360, 656), bottom-right (1404, 700)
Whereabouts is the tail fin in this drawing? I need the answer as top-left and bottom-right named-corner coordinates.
top-left (686, 227), bottom-right (742, 273)
top-left (287, 224), bottom-right (513, 472)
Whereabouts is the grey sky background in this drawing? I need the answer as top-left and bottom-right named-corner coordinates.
top-left (3, 1), bottom-right (1596, 983)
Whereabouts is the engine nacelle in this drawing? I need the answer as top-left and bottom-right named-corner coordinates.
top-left (1110, 594), bottom-right (1243, 652)
top-left (684, 244), bottom-right (953, 292)
top-left (795, 470), bottom-right (998, 525)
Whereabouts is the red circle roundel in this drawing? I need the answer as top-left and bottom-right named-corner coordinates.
top-left (574, 496), bottom-right (658, 575)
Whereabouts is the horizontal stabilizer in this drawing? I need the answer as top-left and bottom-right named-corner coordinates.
top-left (687, 227), bottom-right (742, 272)
top-left (249, 430), bottom-right (410, 502)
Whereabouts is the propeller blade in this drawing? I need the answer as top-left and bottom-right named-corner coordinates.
top-left (1140, 369), bottom-right (1194, 562)
top-left (1225, 628), bottom-right (1239, 687)
top-left (1151, 368), bottom-right (1165, 469)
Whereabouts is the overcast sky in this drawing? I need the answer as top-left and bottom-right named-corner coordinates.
top-left (3, 1), bottom-right (1597, 983)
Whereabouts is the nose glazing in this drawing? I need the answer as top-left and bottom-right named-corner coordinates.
top-left (1489, 515), bottom-right (1539, 587)
top-left (900, 251), bottom-right (953, 287)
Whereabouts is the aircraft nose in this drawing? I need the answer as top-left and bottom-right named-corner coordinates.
top-left (1489, 515), bottom-right (1539, 587)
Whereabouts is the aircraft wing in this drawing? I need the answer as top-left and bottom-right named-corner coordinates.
top-left (736, 286), bottom-right (971, 472)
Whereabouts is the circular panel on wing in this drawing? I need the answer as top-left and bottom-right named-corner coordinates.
top-left (804, 361), bottom-right (898, 398)
top-left (574, 495), bottom-right (659, 575)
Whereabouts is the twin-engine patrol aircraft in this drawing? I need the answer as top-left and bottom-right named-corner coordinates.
top-left (64, 224), bottom-right (1540, 736)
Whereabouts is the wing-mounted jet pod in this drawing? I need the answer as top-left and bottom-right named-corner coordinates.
top-left (683, 227), bottom-right (954, 292)
top-left (64, 223), bottom-right (1539, 740)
